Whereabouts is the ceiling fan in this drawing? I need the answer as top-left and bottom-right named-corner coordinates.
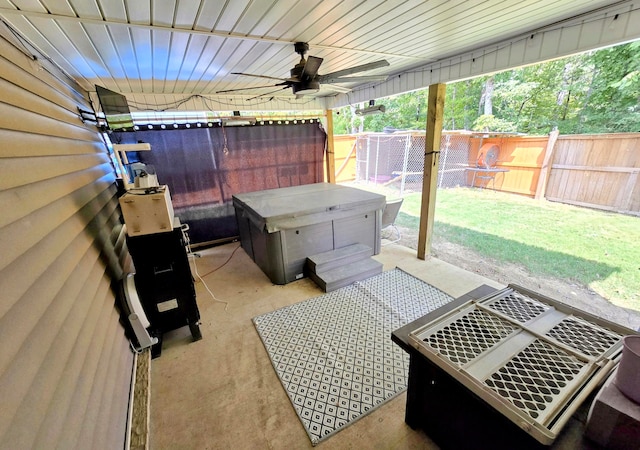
top-left (216, 42), bottom-right (390, 99)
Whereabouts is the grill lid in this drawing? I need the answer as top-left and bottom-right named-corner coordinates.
top-left (408, 285), bottom-right (633, 445)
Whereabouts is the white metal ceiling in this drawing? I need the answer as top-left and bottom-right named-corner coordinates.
top-left (0, 0), bottom-right (638, 112)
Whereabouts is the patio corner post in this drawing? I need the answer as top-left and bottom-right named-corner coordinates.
top-left (417, 83), bottom-right (446, 260)
top-left (325, 109), bottom-right (336, 183)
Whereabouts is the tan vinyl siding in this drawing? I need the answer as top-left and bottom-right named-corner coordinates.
top-left (0, 24), bottom-right (134, 449)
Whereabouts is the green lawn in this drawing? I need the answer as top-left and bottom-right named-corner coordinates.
top-left (392, 188), bottom-right (640, 312)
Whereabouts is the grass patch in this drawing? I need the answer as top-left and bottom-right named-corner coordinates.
top-left (396, 188), bottom-right (640, 311)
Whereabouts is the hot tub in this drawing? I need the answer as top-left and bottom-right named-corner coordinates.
top-left (233, 183), bottom-right (386, 284)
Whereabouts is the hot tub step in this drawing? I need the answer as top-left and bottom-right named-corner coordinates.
top-left (309, 258), bottom-right (382, 292)
top-left (306, 243), bottom-right (373, 274)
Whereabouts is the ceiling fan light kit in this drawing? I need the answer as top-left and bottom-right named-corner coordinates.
top-left (217, 42), bottom-right (389, 99)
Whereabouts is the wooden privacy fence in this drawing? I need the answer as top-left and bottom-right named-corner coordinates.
top-left (335, 132), bottom-right (640, 216)
top-left (332, 135), bottom-right (358, 183)
top-left (545, 134), bottom-right (640, 215)
top-left (468, 134), bottom-right (550, 196)
top-left (469, 132), bottom-right (640, 216)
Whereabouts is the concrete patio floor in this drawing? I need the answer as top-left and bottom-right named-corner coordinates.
top-left (147, 241), bottom-right (630, 449)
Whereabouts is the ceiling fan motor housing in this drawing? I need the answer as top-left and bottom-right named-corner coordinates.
top-left (292, 80), bottom-right (320, 95)
top-left (294, 41), bottom-right (310, 56)
top-left (290, 63), bottom-right (305, 80)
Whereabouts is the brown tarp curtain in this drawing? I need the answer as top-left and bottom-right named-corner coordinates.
top-left (112, 121), bottom-right (326, 244)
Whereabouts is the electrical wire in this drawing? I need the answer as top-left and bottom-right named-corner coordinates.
top-left (221, 122), bottom-right (229, 155)
top-left (129, 340), bottom-right (143, 354)
top-left (0, 18), bottom-right (36, 59)
top-left (127, 95), bottom-right (201, 111)
top-left (199, 244), bottom-right (242, 278)
top-left (188, 252), bottom-right (229, 311)
top-left (181, 224), bottom-right (230, 311)
top-left (126, 92), bottom-right (320, 113)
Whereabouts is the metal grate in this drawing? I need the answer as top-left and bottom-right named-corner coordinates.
top-left (487, 292), bottom-right (548, 323)
top-left (423, 309), bottom-right (517, 366)
top-left (484, 339), bottom-right (586, 420)
top-left (545, 317), bottom-right (622, 358)
top-left (407, 286), bottom-right (634, 445)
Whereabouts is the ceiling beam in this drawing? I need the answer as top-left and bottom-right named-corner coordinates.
top-left (0, 8), bottom-right (424, 61)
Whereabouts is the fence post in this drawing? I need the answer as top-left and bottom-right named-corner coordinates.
top-left (325, 109), bottom-right (336, 183)
top-left (400, 133), bottom-right (412, 195)
top-left (374, 135), bottom-right (380, 185)
top-left (535, 129), bottom-right (560, 200)
top-left (439, 134), bottom-right (450, 188)
top-left (365, 134), bottom-right (371, 184)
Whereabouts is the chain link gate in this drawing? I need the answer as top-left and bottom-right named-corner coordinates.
top-left (355, 132), bottom-right (472, 195)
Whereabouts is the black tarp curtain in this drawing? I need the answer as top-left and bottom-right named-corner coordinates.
top-left (112, 122), bottom-right (326, 244)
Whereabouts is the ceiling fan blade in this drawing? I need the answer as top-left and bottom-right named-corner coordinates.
top-left (246, 86), bottom-right (289, 101)
top-left (320, 75), bottom-right (389, 84)
top-left (231, 72), bottom-right (288, 82)
top-left (302, 56), bottom-right (323, 80)
top-left (317, 60), bottom-right (390, 82)
top-left (216, 83), bottom-right (285, 94)
top-left (323, 84), bottom-right (352, 93)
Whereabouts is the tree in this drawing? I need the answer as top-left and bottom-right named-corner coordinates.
top-left (480, 76), bottom-right (495, 115)
top-left (333, 91), bottom-right (431, 133)
top-left (332, 41), bottom-right (640, 135)
top-left (444, 77), bottom-right (485, 130)
top-left (472, 114), bottom-right (517, 132)
top-left (578, 42), bottom-right (640, 132)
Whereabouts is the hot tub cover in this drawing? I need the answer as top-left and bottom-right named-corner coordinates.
top-left (232, 183), bottom-right (386, 233)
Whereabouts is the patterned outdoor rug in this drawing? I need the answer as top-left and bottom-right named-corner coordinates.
top-left (252, 268), bottom-right (454, 445)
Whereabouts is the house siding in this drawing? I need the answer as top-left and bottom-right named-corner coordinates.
top-left (0, 25), bottom-right (134, 448)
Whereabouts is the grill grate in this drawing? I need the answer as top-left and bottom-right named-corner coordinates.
top-left (423, 309), bottom-right (517, 366)
top-left (484, 339), bottom-right (586, 420)
top-left (487, 292), bottom-right (548, 323)
top-left (407, 285), bottom-right (633, 445)
top-left (545, 317), bottom-right (622, 357)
